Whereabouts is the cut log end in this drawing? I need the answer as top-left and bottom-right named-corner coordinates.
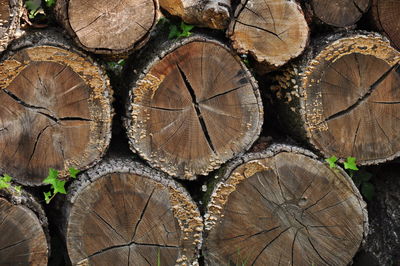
top-left (65, 159), bottom-right (202, 265)
top-left (0, 41), bottom-right (113, 185)
top-left (371, 0), bottom-right (400, 50)
top-left (311, 0), bottom-right (370, 27)
top-left (56, 0), bottom-right (159, 54)
top-left (228, 0), bottom-right (309, 67)
top-left (0, 190), bottom-right (49, 265)
top-left (204, 146), bottom-right (367, 265)
top-left (126, 37), bottom-right (263, 179)
top-left (300, 34), bottom-right (400, 164)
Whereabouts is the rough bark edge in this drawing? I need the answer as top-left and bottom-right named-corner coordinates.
top-left (54, 0), bottom-right (161, 56)
top-left (124, 33), bottom-right (263, 179)
top-left (203, 143), bottom-right (369, 253)
top-left (0, 0), bottom-right (23, 53)
top-left (160, 0), bottom-right (231, 29)
top-left (0, 29), bottom-right (114, 186)
top-left (63, 156), bottom-right (203, 265)
top-left (0, 186), bottom-right (50, 258)
top-left (227, 0), bottom-right (310, 68)
top-left (272, 31), bottom-right (400, 166)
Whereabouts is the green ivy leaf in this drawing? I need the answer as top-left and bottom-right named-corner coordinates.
top-left (0, 179), bottom-right (10, 189)
top-left (168, 25), bottom-right (179, 39)
top-left (344, 157), bottom-right (359, 171)
top-left (44, 191), bottom-right (52, 204)
top-left (361, 182), bottom-right (375, 201)
top-left (69, 167), bottom-right (80, 179)
top-left (180, 21), bottom-right (194, 33)
top-left (2, 174), bottom-right (12, 183)
top-left (53, 179), bottom-right (67, 194)
top-left (14, 185), bottom-right (22, 193)
top-left (325, 156), bottom-right (338, 169)
top-left (44, 0), bottom-right (56, 7)
top-left (25, 0), bottom-right (40, 11)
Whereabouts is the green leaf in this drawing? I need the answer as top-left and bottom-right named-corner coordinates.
top-left (14, 185), bottom-right (22, 193)
top-left (53, 179), bottom-right (67, 194)
top-left (344, 157), bottom-right (359, 171)
top-left (69, 167), bottom-right (80, 179)
top-left (44, 0), bottom-right (56, 7)
top-left (168, 25), bottom-right (179, 39)
top-left (43, 168), bottom-right (58, 185)
top-left (117, 59), bottom-right (126, 66)
top-left (180, 21), bottom-right (194, 33)
top-left (325, 156), bottom-right (338, 168)
top-left (25, 0), bottom-right (40, 11)
top-left (2, 174), bottom-right (12, 183)
top-left (0, 180), bottom-right (10, 189)
top-left (44, 191), bottom-right (52, 204)
top-left (361, 182), bottom-right (375, 201)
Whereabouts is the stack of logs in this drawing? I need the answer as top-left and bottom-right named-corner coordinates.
top-left (0, 0), bottom-right (399, 265)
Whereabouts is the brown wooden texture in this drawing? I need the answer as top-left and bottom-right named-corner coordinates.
top-left (371, 0), bottom-right (400, 50)
top-left (63, 157), bottom-right (202, 265)
top-left (0, 31), bottom-right (113, 185)
top-left (228, 0), bottom-right (309, 67)
top-left (54, 0), bottom-right (159, 55)
top-left (159, 0), bottom-right (230, 29)
top-left (273, 32), bottom-right (400, 165)
top-left (203, 144), bottom-right (367, 265)
top-left (125, 35), bottom-right (263, 179)
top-left (0, 188), bottom-right (49, 265)
top-left (0, 0), bottom-right (22, 52)
top-left (311, 0), bottom-right (370, 27)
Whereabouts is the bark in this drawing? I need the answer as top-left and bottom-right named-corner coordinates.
top-left (159, 0), bottom-right (230, 29)
top-left (272, 31), bottom-right (400, 165)
top-left (310, 0), bottom-right (370, 27)
top-left (124, 34), bottom-right (263, 180)
top-left (227, 0), bottom-right (310, 68)
top-left (0, 30), bottom-right (113, 185)
top-left (0, 187), bottom-right (49, 265)
top-left (203, 144), bottom-right (368, 265)
top-left (54, 0), bottom-right (160, 56)
top-left (61, 156), bottom-right (203, 265)
top-left (370, 0), bottom-right (400, 50)
top-left (0, 0), bottom-right (23, 52)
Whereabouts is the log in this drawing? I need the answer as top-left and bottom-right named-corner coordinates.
top-left (203, 144), bottom-right (368, 265)
top-left (370, 0), bottom-right (400, 50)
top-left (310, 0), bottom-right (370, 27)
top-left (124, 35), bottom-right (263, 179)
top-left (0, 187), bottom-right (49, 265)
top-left (0, 30), bottom-right (113, 185)
top-left (273, 32), bottom-right (400, 165)
top-left (0, 0), bottom-right (23, 52)
top-left (62, 157), bottom-right (203, 265)
top-left (54, 0), bottom-right (160, 56)
top-left (159, 0), bottom-right (230, 29)
top-left (227, 0), bottom-right (309, 68)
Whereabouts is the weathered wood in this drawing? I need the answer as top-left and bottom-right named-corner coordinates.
top-left (0, 30), bottom-right (113, 185)
top-left (159, 0), bottom-right (230, 29)
top-left (54, 0), bottom-right (160, 55)
top-left (361, 164), bottom-right (400, 265)
top-left (203, 144), bottom-right (368, 265)
top-left (125, 35), bottom-right (263, 179)
top-left (273, 32), bottom-right (400, 165)
top-left (0, 0), bottom-right (23, 52)
top-left (62, 157), bottom-right (202, 265)
top-left (228, 0), bottom-right (309, 67)
top-left (0, 187), bottom-right (49, 265)
top-left (310, 0), bottom-right (370, 27)
top-left (370, 0), bottom-right (400, 50)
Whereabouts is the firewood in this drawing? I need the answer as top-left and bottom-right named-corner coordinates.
top-left (0, 0), bottom-right (23, 52)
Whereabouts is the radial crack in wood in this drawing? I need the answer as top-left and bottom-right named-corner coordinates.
top-left (273, 32), bottom-right (400, 165)
top-left (54, 0), bottom-right (159, 55)
top-left (126, 36), bottom-right (263, 179)
top-left (228, 0), bottom-right (309, 67)
top-left (64, 158), bottom-right (202, 265)
top-left (203, 145), bottom-right (368, 265)
top-left (0, 32), bottom-right (113, 185)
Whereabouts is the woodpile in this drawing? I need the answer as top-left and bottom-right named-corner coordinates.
top-left (0, 0), bottom-right (399, 264)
